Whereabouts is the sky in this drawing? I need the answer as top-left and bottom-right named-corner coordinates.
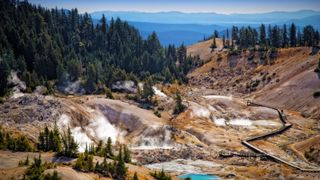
top-left (28, 0), bottom-right (320, 14)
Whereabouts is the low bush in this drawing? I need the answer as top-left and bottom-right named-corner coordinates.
top-left (154, 110), bottom-right (161, 117)
top-left (313, 91), bottom-right (320, 98)
top-left (150, 169), bottom-right (172, 180)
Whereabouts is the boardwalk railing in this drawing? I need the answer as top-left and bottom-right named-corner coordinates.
top-left (242, 101), bottom-right (320, 172)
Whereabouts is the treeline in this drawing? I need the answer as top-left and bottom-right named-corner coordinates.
top-left (150, 169), bottom-right (172, 180)
top-left (2, 123), bottom-right (136, 179)
top-left (0, 126), bottom-right (33, 152)
top-left (38, 126), bottom-right (78, 157)
top-left (37, 125), bottom-right (132, 179)
top-left (74, 144), bottom-right (131, 179)
top-left (211, 23), bottom-right (319, 50)
top-left (0, 0), bottom-right (201, 96)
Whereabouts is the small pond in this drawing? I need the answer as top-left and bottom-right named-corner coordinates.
top-left (177, 174), bottom-right (220, 180)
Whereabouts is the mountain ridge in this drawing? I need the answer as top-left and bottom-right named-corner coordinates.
top-left (91, 9), bottom-right (320, 25)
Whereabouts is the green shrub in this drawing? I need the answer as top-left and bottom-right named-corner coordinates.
top-left (43, 170), bottom-right (61, 180)
top-left (154, 110), bottom-right (161, 117)
top-left (24, 154), bottom-right (60, 180)
top-left (25, 155), bottom-right (45, 179)
top-left (228, 49), bottom-right (240, 56)
top-left (105, 87), bottom-right (114, 99)
top-left (74, 153), bottom-right (94, 172)
top-left (0, 126), bottom-right (33, 152)
top-left (251, 80), bottom-right (260, 88)
top-left (126, 94), bottom-right (138, 101)
top-left (313, 91), bottom-right (320, 98)
top-left (18, 156), bottom-right (30, 166)
top-left (150, 169), bottom-right (172, 180)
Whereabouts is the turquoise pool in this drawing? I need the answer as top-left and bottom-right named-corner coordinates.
top-left (177, 174), bottom-right (220, 180)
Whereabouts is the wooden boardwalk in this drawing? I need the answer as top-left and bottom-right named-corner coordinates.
top-left (241, 101), bottom-right (320, 172)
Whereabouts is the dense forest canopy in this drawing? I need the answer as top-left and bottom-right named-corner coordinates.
top-left (0, 0), bottom-right (201, 96)
top-left (0, 0), bottom-right (319, 97)
top-left (212, 23), bottom-right (319, 50)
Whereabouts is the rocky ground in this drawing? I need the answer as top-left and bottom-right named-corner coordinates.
top-left (1, 88), bottom-right (320, 179)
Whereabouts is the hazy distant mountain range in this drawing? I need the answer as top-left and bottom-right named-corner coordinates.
top-left (91, 10), bottom-right (320, 45)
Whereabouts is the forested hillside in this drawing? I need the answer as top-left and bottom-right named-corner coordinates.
top-left (0, 0), bottom-right (201, 96)
top-left (209, 24), bottom-right (319, 51)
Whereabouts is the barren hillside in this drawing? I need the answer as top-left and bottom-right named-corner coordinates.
top-left (187, 38), bottom-right (320, 119)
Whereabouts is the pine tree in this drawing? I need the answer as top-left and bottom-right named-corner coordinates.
top-left (7, 135), bottom-right (16, 151)
top-left (85, 63), bottom-right (98, 93)
top-left (147, 32), bottom-right (162, 54)
top-left (290, 23), bottom-right (297, 47)
top-left (231, 26), bottom-right (239, 48)
top-left (96, 140), bottom-right (103, 155)
top-left (271, 26), bottom-right (280, 48)
top-left (303, 25), bottom-right (316, 47)
top-left (99, 158), bottom-right (110, 176)
top-left (133, 172), bottom-right (139, 180)
top-left (117, 146), bottom-right (123, 161)
top-left (67, 58), bottom-right (82, 81)
top-left (267, 25), bottom-right (272, 47)
top-left (259, 24), bottom-right (266, 48)
top-left (214, 30), bottom-right (219, 38)
top-left (282, 24), bottom-right (288, 48)
top-left (177, 44), bottom-right (187, 64)
top-left (52, 123), bottom-right (62, 153)
top-left (115, 146), bottom-right (127, 180)
top-left (49, 131), bottom-right (54, 151)
top-left (89, 144), bottom-right (95, 155)
top-left (315, 31), bottom-right (320, 46)
top-left (123, 145), bottom-right (131, 163)
top-left (0, 58), bottom-right (10, 96)
top-left (95, 161), bottom-right (101, 173)
top-left (44, 126), bottom-right (50, 151)
top-left (25, 156), bottom-right (29, 166)
top-left (226, 29), bottom-right (230, 48)
top-left (297, 30), bottom-right (303, 46)
top-left (163, 67), bottom-right (172, 83)
top-left (61, 127), bottom-right (78, 157)
top-left (25, 154), bottom-right (45, 179)
top-left (38, 131), bottom-right (45, 151)
top-left (38, 125), bottom-right (62, 153)
top-left (174, 93), bottom-right (186, 114)
top-left (74, 153), bottom-right (84, 170)
top-left (16, 136), bottom-right (32, 152)
top-left (222, 34), bottom-right (226, 48)
top-left (106, 137), bottom-right (113, 158)
top-left (0, 127), bottom-right (5, 149)
top-left (210, 37), bottom-right (216, 51)
top-left (100, 14), bottom-right (107, 34)
top-left (142, 78), bottom-right (154, 103)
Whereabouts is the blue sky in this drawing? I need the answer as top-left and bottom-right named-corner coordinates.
top-left (28, 0), bottom-right (320, 14)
